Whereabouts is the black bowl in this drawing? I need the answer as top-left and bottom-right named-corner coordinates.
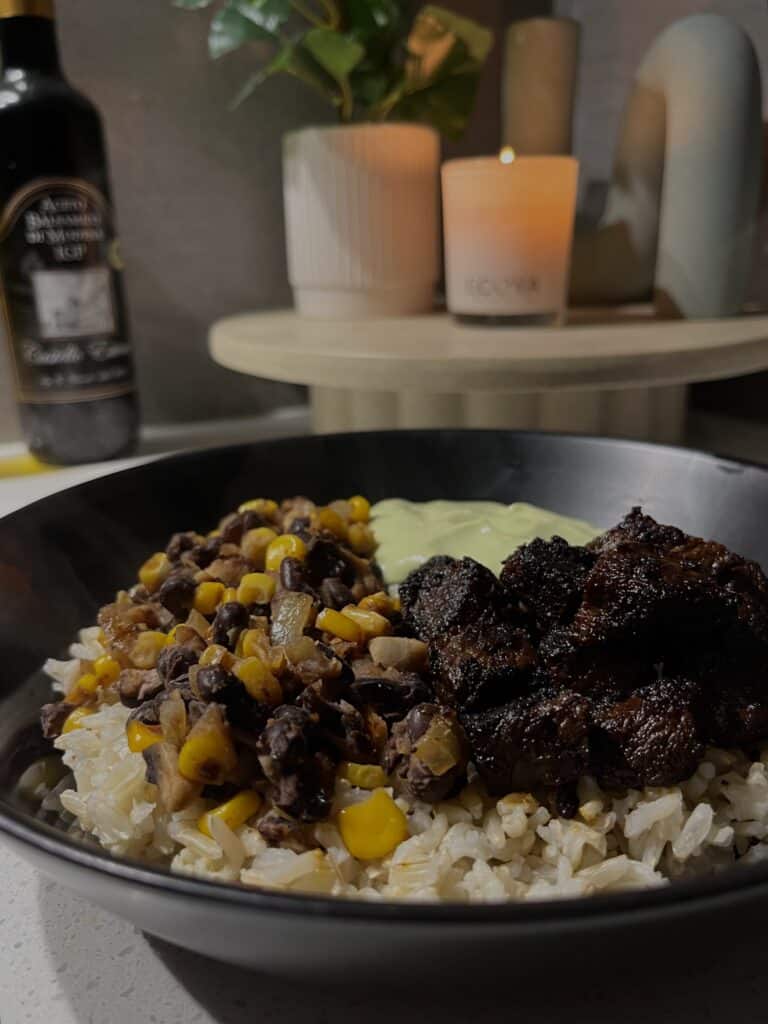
top-left (3, 429), bottom-right (768, 975)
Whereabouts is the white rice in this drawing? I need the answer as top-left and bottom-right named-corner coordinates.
top-left (42, 632), bottom-right (768, 902)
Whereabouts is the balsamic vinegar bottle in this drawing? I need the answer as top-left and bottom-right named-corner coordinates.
top-left (0, 0), bottom-right (138, 463)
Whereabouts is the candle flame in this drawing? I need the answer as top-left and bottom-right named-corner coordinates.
top-left (499, 146), bottom-right (515, 165)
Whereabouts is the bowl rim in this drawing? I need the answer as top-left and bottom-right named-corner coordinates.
top-left (3, 427), bottom-right (768, 925)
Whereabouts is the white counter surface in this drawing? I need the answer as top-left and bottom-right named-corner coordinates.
top-left (3, 410), bottom-right (768, 1022)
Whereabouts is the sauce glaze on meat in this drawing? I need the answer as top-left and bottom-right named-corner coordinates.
top-left (402, 508), bottom-right (768, 800)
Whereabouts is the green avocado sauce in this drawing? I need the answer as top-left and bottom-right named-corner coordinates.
top-left (371, 499), bottom-right (599, 584)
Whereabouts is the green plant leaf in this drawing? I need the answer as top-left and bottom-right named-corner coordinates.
top-left (349, 68), bottom-right (390, 107)
top-left (174, 0), bottom-right (216, 9)
top-left (303, 27), bottom-right (365, 118)
top-left (416, 5), bottom-right (492, 64)
top-left (372, 4), bottom-right (492, 135)
top-left (392, 70), bottom-right (480, 139)
top-left (234, 0), bottom-right (292, 32)
top-left (230, 40), bottom-right (336, 107)
top-left (344, 0), bottom-right (403, 39)
top-left (209, 1), bottom-right (278, 59)
top-left (303, 27), bottom-right (365, 78)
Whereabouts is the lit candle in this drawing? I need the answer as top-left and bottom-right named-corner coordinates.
top-left (441, 150), bottom-right (579, 322)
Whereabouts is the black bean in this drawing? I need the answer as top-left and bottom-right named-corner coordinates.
top-left (157, 644), bottom-right (199, 684)
top-left (349, 675), bottom-right (432, 714)
top-left (218, 513), bottom-right (244, 544)
top-left (127, 700), bottom-right (160, 727)
top-left (211, 601), bottom-right (249, 648)
top-left (305, 537), bottom-right (354, 585)
top-left (319, 577), bottom-right (354, 609)
top-left (166, 532), bottom-right (197, 562)
top-left (280, 557), bottom-right (313, 594)
top-left (156, 573), bottom-right (196, 618)
top-left (194, 536), bottom-right (222, 569)
top-left (196, 666), bottom-right (232, 701)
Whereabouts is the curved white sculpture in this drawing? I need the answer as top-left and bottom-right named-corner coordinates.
top-left (571, 14), bottom-right (763, 317)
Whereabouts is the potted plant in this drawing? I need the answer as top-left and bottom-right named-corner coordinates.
top-left (176, 0), bottom-right (493, 316)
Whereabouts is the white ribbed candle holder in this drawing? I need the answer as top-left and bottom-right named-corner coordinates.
top-left (282, 124), bottom-right (440, 318)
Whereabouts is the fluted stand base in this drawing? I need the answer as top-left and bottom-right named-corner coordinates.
top-left (310, 384), bottom-right (688, 443)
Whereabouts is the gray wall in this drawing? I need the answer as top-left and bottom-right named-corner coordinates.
top-left (556, 0), bottom-right (768, 196)
top-left (0, 0), bottom-right (527, 440)
top-left (2, 1), bottom-right (764, 441)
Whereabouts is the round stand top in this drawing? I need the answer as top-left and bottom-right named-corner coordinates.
top-left (209, 309), bottom-right (768, 393)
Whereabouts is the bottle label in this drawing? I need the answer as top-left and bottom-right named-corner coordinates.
top-left (0, 177), bottom-right (134, 404)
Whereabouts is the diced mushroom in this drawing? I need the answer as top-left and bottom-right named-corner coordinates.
top-left (117, 668), bottom-right (162, 707)
top-left (369, 636), bottom-right (428, 673)
top-left (204, 556), bottom-right (254, 587)
top-left (158, 689), bottom-right (188, 747)
top-left (40, 701), bottom-right (76, 739)
top-left (142, 740), bottom-right (200, 811)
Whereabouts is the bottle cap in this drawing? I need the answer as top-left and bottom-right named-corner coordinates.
top-left (0, 0), bottom-right (53, 17)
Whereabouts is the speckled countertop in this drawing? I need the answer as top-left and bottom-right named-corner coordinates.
top-left (5, 839), bottom-right (768, 1024)
top-left (3, 411), bottom-right (768, 1023)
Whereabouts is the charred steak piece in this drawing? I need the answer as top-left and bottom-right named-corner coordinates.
top-left (588, 506), bottom-right (687, 555)
top-left (590, 677), bottom-right (704, 790)
top-left (399, 509), bottom-right (768, 798)
top-left (400, 556), bottom-right (535, 710)
top-left (400, 556), bottom-right (502, 641)
top-left (544, 530), bottom-right (768, 691)
top-left (430, 613), bottom-right (536, 710)
top-left (501, 536), bottom-right (596, 638)
top-left (461, 688), bottom-right (592, 794)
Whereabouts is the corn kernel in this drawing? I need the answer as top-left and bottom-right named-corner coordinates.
top-left (237, 572), bottom-right (276, 607)
top-left (241, 527), bottom-right (279, 569)
top-left (240, 628), bottom-right (268, 659)
top-left (347, 522), bottom-right (377, 556)
top-left (221, 587), bottom-right (238, 604)
top-left (198, 789), bottom-right (262, 838)
top-left (164, 625), bottom-right (179, 646)
top-left (392, 597), bottom-right (401, 613)
top-left (341, 605), bottom-right (391, 639)
top-left (339, 762), bottom-right (388, 789)
top-left (358, 591), bottom-right (396, 616)
top-left (198, 643), bottom-right (230, 668)
top-left (194, 581), bottom-right (225, 616)
top-left (177, 711), bottom-right (237, 784)
top-left (317, 506), bottom-right (348, 540)
top-left (234, 657), bottom-right (283, 705)
top-left (66, 672), bottom-right (99, 702)
top-left (348, 495), bottom-right (371, 523)
top-left (93, 655), bottom-right (121, 685)
top-left (238, 498), bottom-right (278, 518)
top-left (131, 630), bottom-right (168, 669)
top-left (338, 789), bottom-right (408, 860)
top-left (138, 551), bottom-right (171, 592)
top-left (126, 720), bottom-right (162, 753)
top-left (265, 534), bottom-right (307, 573)
top-left (316, 607), bottom-right (362, 644)
top-left (61, 706), bottom-right (96, 734)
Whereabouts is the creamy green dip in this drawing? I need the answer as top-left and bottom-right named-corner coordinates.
top-left (372, 499), bottom-right (599, 584)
